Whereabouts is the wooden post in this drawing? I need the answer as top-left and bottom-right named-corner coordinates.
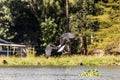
top-left (13, 46), bottom-right (15, 55)
top-left (7, 46), bottom-right (9, 57)
top-left (20, 47), bottom-right (22, 57)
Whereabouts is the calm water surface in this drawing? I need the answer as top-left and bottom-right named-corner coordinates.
top-left (0, 66), bottom-right (120, 80)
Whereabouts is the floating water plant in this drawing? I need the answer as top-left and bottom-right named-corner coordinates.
top-left (65, 67), bottom-right (72, 71)
top-left (78, 69), bottom-right (100, 76)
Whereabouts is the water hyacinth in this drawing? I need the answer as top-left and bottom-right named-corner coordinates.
top-left (65, 67), bottom-right (72, 71)
top-left (78, 69), bottom-right (100, 76)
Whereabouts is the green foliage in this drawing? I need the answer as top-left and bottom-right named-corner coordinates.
top-left (40, 17), bottom-right (57, 46)
top-left (0, 55), bottom-right (79, 66)
top-left (65, 67), bottom-right (72, 71)
top-left (0, 55), bottom-right (120, 66)
top-left (0, 0), bottom-right (120, 55)
top-left (88, 0), bottom-right (120, 54)
top-left (0, 0), bottom-right (12, 39)
top-left (78, 69), bottom-right (100, 76)
top-left (69, 0), bottom-right (99, 54)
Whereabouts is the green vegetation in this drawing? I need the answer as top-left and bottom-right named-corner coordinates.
top-left (65, 67), bottom-right (72, 71)
top-left (88, 0), bottom-right (120, 53)
top-left (78, 69), bottom-right (100, 76)
top-left (0, 55), bottom-right (120, 66)
top-left (0, 0), bottom-right (120, 55)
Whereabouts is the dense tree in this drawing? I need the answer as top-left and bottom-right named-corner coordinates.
top-left (0, 0), bottom-right (12, 39)
top-left (0, 0), bottom-right (120, 55)
top-left (69, 0), bottom-right (99, 54)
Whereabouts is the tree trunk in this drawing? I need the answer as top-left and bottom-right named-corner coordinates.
top-left (82, 35), bottom-right (88, 55)
top-left (66, 0), bottom-right (70, 32)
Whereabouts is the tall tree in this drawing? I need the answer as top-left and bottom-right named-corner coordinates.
top-left (66, 0), bottom-right (70, 32)
top-left (69, 0), bottom-right (98, 54)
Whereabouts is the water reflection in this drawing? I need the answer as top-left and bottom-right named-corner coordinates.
top-left (0, 66), bottom-right (120, 80)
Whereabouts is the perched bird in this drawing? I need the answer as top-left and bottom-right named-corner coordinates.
top-left (45, 44), bottom-right (57, 59)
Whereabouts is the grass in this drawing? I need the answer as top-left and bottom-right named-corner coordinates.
top-left (0, 55), bottom-right (120, 66)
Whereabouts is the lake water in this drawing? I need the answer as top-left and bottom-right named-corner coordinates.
top-left (0, 66), bottom-right (120, 80)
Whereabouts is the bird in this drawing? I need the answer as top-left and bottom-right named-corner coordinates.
top-left (57, 32), bottom-right (75, 53)
top-left (61, 32), bottom-right (75, 39)
top-left (45, 32), bottom-right (75, 58)
top-left (45, 44), bottom-right (57, 59)
top-left (58, 32), bottom-right (75, 48)
top-left (57, 45), bottom-right (65, 53)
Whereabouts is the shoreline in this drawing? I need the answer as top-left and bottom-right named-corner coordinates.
top-left (0, 55), bottom-right (120, 66)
